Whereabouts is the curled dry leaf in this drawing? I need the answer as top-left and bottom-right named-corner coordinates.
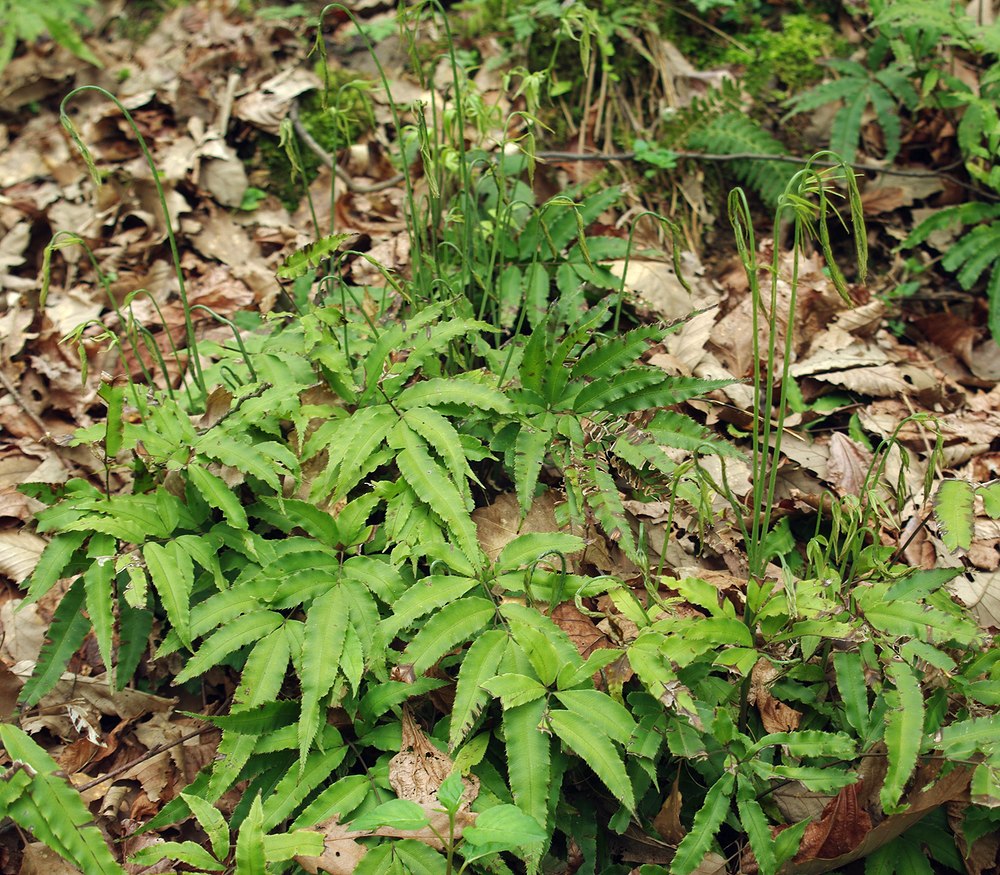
top-left (749, 658), bottom-right (802, 733)
top-left (0, 599), bottom-right (49, 664)
top-left (11, 666), bottom-right (175, 740)
top-left (784, 759), bottom-right (972, 875)
top-left (948, 570), bottom-right (1000, 631)
top-left (0, 529), bottom-right (48, 584)
top-left (826, 432), bottom-right (873, 497)
top-left (746, 782), bottom-right (872, 874)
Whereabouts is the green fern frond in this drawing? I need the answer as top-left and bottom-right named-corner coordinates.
top-left (403, 406), bottom-right (480, 507)
top-left (514, 416), bottom-right (555, 515)
top-left (233, 630), bottom-right (292, 711)
top-left (380, 574), bottom-right (479, 641)
top-left (881, 661), bottom-right (924, 813)
top-left (19, 578), bottom-right (90, 707)
top-left (875, 0), bottom-right (976, 40)
top-left (400, 596), bottom-right (496, 675)
top-left (942, 221), bottom-right (1000, 289)
top-left (783, 72), bottom-right (865, 116)
top-left (934, 479), bottom-right (975, 551)
top-left (275, 233), bottom-right (353, 280)
top-left (903, 202), bottom-right (1000, 247)
top-left (299, 587), bottom-right (349, 762)
top-left (22, 531), bottom-right (87, 605)
top-left (0, 725), bottom-right (124, 874)
top-left (571, 325), bottom-right (664, 380)
top-left (686, 113), bottom-right (795, 208)
top-left (579, 458), bottom-right (638, 560)
top-left (450, 629), bottom-right (509, 750)
top-left (194, 432), bottom-right (292, 493)
top-left (394, 422), bottom-right (484, 564)
top-left (502, 696), bottom-right (553, 852)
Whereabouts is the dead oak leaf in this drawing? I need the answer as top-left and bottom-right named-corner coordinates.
top-left (766, 782), bottom-right (871, 872)
top-left (471, 490), bottom-right (565, 564)
top-left (390, 708), bottom-right (478, 809)
top-left (652, 774), bottom-right (685, 844)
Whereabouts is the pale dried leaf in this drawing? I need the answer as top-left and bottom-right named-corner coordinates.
top-left (826, 433), bottom-right (873, 497)
top-left (199, 146), bottom-right (248, 208)
top-left (0, 529), bottom-right (47, 583)
top-left (296, 820), bottom-right (367, 875)
top-left (0, 600), bottom-right (47, 664)
top-left (18, 842), bottom-right (85, 875)
top-left (948, 570), bottom-right (1000, 630)
top-left (389, 709), bottom-right (478, 808)
top-left (13, 665), bottom-right (175, 739)
top-left (472, 491), bottom-right (562, 563)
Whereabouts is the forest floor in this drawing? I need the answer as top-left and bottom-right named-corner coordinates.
top-left (1, 0), bottom-right (999, 873)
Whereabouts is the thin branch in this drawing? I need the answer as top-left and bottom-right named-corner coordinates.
top-left (76, 724), bottom-right (215, 792)
top-left (289, 100), bottom-right (405, 194)
top-left (534, 149), bottom-right (983, 194)
top-left (0, 367), bottom-right (49, 438)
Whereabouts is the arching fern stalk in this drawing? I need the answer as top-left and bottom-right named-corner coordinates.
top-left (724, 152), bottom-right (866, 600)
top-left (58, 86), bottom-right (206, 398)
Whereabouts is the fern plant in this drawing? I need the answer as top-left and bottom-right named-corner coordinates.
top-left (789, 0), bottom-right (1000, 342)
top-left (902, 68), bottom-right (1000, 341)
top-left (12, 252), bottom-right (740, 872)
top-left (490, 301), bottom-right (736, 560)
top-left (783, 57), bottom-right (920, 164)
top-left (10, 1), bottom-right (1000, 868)
top-left (685, 111), bottom-right (796, 208)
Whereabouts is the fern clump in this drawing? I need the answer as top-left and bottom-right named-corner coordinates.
top-left (783, 57), bottom-right (919, 164)
top-left (8, 2), bottom-right (1000, 867)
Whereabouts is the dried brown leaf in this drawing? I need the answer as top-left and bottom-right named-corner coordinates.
top-left (389, 709), bottom-right (478, 808)
top-left (18, 842), bottom-right (85, 875)
top-left (826, 433), bottom-right (873, 497)
top-left (0, 529), bottom-right (47, 584)
top-left (948, 570), bottom-right (1000, 631)
top-left (749, 658), bottom-right (802, 733)
top-left (652, 774), bottom-right (685, 843)
top-left (472, 491), bottom-right (563, 563)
